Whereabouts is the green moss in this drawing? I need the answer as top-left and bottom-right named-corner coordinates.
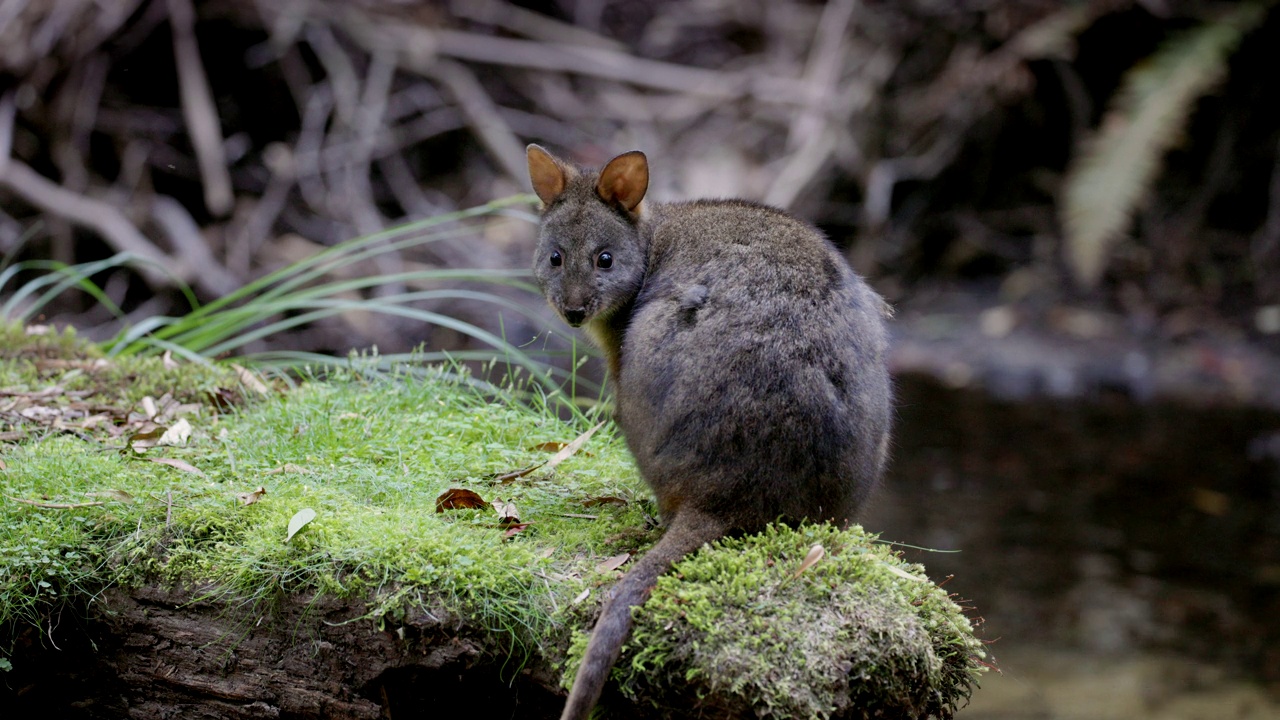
top-left (594, 523), bottom-right (986, 719)
top-left (0, 343), bottom-right (985, 716)
top-left (0, 322), bottom-right (240, 410)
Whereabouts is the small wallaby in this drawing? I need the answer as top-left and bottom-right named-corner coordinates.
top-left (527, 145), bottom-right (892, 720)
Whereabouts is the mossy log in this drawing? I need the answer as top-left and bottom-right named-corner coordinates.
top-left (7, 527), bottom-right (982, 720)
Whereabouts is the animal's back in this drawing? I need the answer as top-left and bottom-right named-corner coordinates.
top-left (616, 199), bottom-right (891, 528)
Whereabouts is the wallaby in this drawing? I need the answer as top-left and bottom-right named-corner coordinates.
top-left (527, 145), bottom-right (892, 720)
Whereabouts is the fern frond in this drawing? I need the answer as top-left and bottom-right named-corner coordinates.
top-left (1061, 4), bottom-right (1267, 287)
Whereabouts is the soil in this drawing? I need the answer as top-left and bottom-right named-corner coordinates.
top-left (4, 585), bottom-right (564, 719)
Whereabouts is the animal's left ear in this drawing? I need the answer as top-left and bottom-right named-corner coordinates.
top-left (596, 151), bottom-right (648, 212)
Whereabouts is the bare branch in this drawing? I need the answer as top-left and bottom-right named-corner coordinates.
top-left (0, 158), bottom-right (173, 286)
top-left (150, 194), bottom-right (240, 296)
top-left (166, 0), bottom-right (233, 216)
top-left (426, 59), bottom-right (528, 185)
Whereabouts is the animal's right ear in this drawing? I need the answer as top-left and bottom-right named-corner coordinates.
top-left (527, 144), bottom-right (568, 206)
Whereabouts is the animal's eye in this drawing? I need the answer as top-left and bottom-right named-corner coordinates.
top-left (596, 252), bottom-right (613, 269)
top-left (550, 251), bottom-right (562, 267)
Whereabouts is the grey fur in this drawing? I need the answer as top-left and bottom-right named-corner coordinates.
top-left (527, 145), bottom-right (892, 720)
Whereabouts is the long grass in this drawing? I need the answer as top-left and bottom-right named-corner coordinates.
top-left (0, 195), bottom-right (596, 398)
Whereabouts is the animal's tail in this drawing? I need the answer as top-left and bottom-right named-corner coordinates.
top-left (560, 509), bottom-right (723, 720)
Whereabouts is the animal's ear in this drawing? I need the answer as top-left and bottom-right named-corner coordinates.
top-left (527, 144), bottom-right (569, 205)
top-left (596, 151), bottom-right (648, 212)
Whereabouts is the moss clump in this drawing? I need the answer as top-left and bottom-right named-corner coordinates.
top-left (599, 523), bottom-right (986, 719)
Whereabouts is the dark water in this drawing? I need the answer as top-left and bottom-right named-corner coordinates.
top-left (874, 373), bottom-right (1280, 718)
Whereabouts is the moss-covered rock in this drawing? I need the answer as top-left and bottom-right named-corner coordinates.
top-left (568, 523), bottom-right (985, 719)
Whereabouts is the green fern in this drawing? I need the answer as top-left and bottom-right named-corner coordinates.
top-left (1061, 4), bottom-right (1267, 287)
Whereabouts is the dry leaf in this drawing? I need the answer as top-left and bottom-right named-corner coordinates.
top-left (529, 441), bottom-right (594, 456)
top-left (237, 486), bottom-right (267, 506)
top-left (544, 421), bottom-right (606, 472)
top-left (141, 396), bottom-right (159, 419)
top-left (86, 489), bottom-right (135, 503)
top-left (792, 544), bottom-right (826, 578)
top-left (583, 496), bottom-right (627, 508)
top-left (162, 350), bottom-right (179, 370)
top-left (149, 457), bottom-right (206, 477)
top-left (206, 387), bottom-right (240, 411)
top-left (6, 495), bottom-right (104, 509)
top-left (127, 425), bottom-right (168, 452)
top-left (503, 522), bottom-right (532, 538)
top-left (232, 363), bottom-right (271, 395)
top-left (285, 508), bottom-right (317, 542)
top-left (492, 462), bottom-right (545, 484)
top-left (158, 418), bottom-right (192, 446)
top-left (572, 588), bottom-right (590, 605)
top-left (596, 553), bottom-right (631, 573)
top-left (435, 487), bottom-right (488, 512)
top-left (491, 498), bottom-right (521, 524)
top-left (882, 562), bottom-right (928, 583)
top-left (0, 458), bottom-right (6, 470)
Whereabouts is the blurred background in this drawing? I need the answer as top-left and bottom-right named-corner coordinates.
top-left (1, 0), bottom-right (1279, 717)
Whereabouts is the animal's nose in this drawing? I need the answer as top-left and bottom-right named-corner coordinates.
top-left (564, 308), bottom-right (586, 326)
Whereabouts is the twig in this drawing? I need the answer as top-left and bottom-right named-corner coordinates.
top-left (0, 90), bottom-right (14, 176)
top-left (323, 9), bottom-right (805, 104)
top-left (6, 495), bottom-right (106, 509)
top-left (346, 49), bottom-right (397, 235)
top-left (305, 24), bottom-right (362, 125)
top-left (425, 59), bottom-right (528, 185)
top-left (0, 159), bottom-right (173, 286)
top-left (449, 0), bottom-right (628, 52)
top-left (150, 194), bottom-right (240, 296)
top-left (786, 0), bottom-right (858, 151)
top-left (166, 0), bottom-right (233, 216)
top-left (228, 142), bottom-right (295, 276)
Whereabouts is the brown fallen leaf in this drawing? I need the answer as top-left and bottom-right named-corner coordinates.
top-left (544, 421), bottom-right (606, 471)
top-left (491, 498), bottom-right (521, 524)
top-left (529, 441), bottom-right (594, 457)
top-left (596, 552), bottom-right (631, 573)
top-left (583, 496), bottom-right (628, 508)
top-left (237, 486), bottom-right (267, 506)
top-left (149, 457), bottom-right (207, 477)
top-left (503, 522), bottom-right (532, 538)
top-left (492, 462), bottom-right (546, 484)
top-left (435, 487), bottom-right (488, 512)
top-left (792, 544), bottom-right (826, 578)
top-left (126, 425), bottom-right (168, 452)
top-left (231, 363), bottom-right (271, 396)
top-left (6, 495), bottom-right (105, 509)
top-left (572, 588), bottom-right (591, 604)
top-left (206, 387), bottom-right (241, 411)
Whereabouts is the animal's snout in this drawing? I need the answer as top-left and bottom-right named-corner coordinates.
top-left (563, 308), bottom-right (587, 326)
